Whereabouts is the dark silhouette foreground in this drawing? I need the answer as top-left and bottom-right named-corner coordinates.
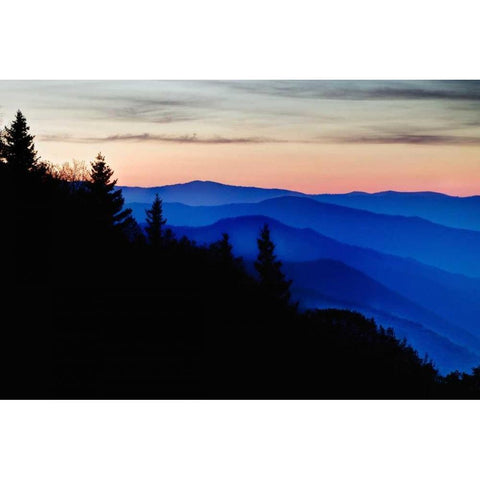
top-left (1, 111), bottom-right (479, 399)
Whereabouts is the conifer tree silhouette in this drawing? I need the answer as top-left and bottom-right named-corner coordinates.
top-left (254, 223), bottom-right (292, 304)
top-left (2, 110), bottom-right (38, 174)
top-left (87, 152), bottom-right (134, 238)
top-left (210, 233), bottom-right (234, 262)
top-left (145, 193), bottom-right (167, 247)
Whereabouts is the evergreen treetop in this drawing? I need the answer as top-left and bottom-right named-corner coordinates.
top-left (2, 110), bottom-right (38, 173)
top-left (87, 152), bottom-right (133, 233)
top-left (254, 223), bottom-right (292, 304)
top-left (145, 193), bottom-right (167, 247)
top-left (210, 233), bottom-right (234, 262)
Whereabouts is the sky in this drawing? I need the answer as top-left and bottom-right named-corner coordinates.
top-left (1, 80), bottom-right (480, 195)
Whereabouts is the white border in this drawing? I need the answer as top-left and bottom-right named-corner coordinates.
top-left (1, 0), bottom-right (479, 79)
top-left (0, 400), bottom-right (478, 480)
top-left (1, 0), bottom-right (480, 478)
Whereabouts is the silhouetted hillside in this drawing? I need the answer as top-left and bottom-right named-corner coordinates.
top-left (288, 287), bottom-right (479, 375)
top-left (282, 259), bottom-right (480, 373)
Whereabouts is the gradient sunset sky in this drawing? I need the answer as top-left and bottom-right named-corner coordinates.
top-left (1, 80), bottom-right (480, 195)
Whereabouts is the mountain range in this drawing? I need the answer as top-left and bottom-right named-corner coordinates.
top-left (170, 215), bottom-right (480, 367)
top-left (128, 195), bottom-right (480, 277)
top-left (120, 180), bottom-right (480, 373)
top-left (120, 180), bottom-right (304, 206)
top-left (121, 180), bottom-right (480, 231)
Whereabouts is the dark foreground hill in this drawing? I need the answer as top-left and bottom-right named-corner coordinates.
top-left (3, 241), bottom-right (447, 399)
top-left (290, 287), bottom-right (479, 376)
top-left (282, 259), bottom-right (480, 374)
top-left (1, 167), bottom-right (456, 399)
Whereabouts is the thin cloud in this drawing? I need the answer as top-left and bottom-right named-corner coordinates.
top-left (40, 131), bottom-right (480, 146)
top-left (25, 86), bottom-right (216, 124)
top-left (101, 108), bottom-right (198, 124)
top-left (327, 134), bottom-right (480, 146)
top-left (90, 96), bottom-right (212, 123)
top-left (39, 133), bottom-right (290, 144)
top-left (227, 80), bottom-right (480, 101)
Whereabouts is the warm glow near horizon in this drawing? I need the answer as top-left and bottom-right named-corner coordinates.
top-left (1, 80), bottom-right (480, 196)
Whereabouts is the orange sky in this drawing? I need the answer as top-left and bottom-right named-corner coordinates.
top-left (35, 139), bottom-right (480, 196)
top-left (1, 80), bottom-right (480, 195)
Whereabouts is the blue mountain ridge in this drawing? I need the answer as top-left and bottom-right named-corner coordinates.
top-left (314, 191), bottom-right (480, 232)
top-left (120, 180), bottom-right (480, 231)
top-left (120, 180), bottom-right (305, 206)
top-left (168, 215), bottom-right (480, 351)
top-left (123, 182), bottom-right (480, 373)
top-left (127, 196), bottom-right (480, 277)
top-left (167, 215), bottom-right (480, 325)
top-left (287, 284), bottom-right (478, 374)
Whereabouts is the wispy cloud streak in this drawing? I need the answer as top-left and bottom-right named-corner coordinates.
top-left (39, 133), bottom-right (290, 144)
top-left (39, 131), bottom-right (480, 146)
top-left (327, 134), bottom-right (480, 145)
top-left (227, 80), bottom-right (480, 101)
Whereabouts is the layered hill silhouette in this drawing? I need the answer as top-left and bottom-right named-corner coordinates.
top-left (128, 196), bottom-right (480, 277)
top-left (288, 283), bottom-right (479, 375)
top-left (121, 181), bottom-right (480, 231)
top-left (120, 180), bottom-right (305, 206)
top-left (168, 215), bottom-right (480, 369)
top-left (169, 215), bottom-right (480, 332)
top-left (283, 259), bottom-right (480, 374)
top-left (125, 185), bottom-right (480, 374)
top-left (314, 191), bottom-right (480, 232)
top-left (5, 110), bottom-right (480, 398)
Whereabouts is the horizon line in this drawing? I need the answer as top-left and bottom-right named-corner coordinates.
top-left (116, 179), bottom-right (480, 199)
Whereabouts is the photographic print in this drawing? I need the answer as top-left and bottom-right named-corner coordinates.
top-left (2, 80), bottom-right (480, 399)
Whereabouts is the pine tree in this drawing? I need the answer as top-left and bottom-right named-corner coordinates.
top-left (87, 152), bottom-right (133, 238)
top-left (145, 193), bottom-right (167, 247)
top-left (254, 223), bottom-right (292, 303)
top-left (210, 233), bottom-right (234, 262)
top-left (2, 110), bottom-right (38, 173)
top-left (210, 232), bottom-right (245, 277)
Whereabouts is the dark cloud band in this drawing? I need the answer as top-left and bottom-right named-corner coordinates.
top-left (39, 133), bottom-right (289, 144)
top-left (328, 134), bottom-right (480, 146)
top-left (228, 80), bottom-right (480, 102)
